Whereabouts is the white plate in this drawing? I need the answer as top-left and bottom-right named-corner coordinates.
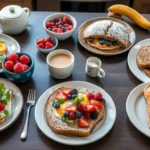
top-left (0, 34), bottom-right (20, 73)
top-left (0, 78), bottom-right (23, 132)
top-left (35, 81), bottom-right (116, 145)
top-left (126, 82), bottom-right (150, 137)
top-left (128, 38), bottom-right (150, 82)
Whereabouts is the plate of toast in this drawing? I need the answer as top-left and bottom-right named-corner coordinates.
top-left (35, 81), bottom-right (116, 145)
top-left (78, 17), bottom-right (136, 56)
top-left (126, 82), bottom-right (150, 137)
top-left (0, 78), bottom-right (23, 132)
top-left (128, 39), bottom-right (150, 82)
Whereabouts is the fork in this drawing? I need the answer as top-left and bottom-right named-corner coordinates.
top-left (21, 89), bottom-right (36, 140)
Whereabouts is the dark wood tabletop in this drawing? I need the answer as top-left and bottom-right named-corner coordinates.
top-left (0, 12), bottom-right (150, 150)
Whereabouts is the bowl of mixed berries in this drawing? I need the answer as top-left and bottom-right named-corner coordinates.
top-left (2, 53), bottom-right (34, 83)
top-left (43, 13), bottom-right (77, 40)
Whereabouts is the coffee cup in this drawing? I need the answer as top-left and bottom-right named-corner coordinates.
top-left (46, 49), bottom-right (74, 79)
top-left (85, 57), bottom-right (105, 78)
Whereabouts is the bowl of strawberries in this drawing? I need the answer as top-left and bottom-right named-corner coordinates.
top-left (36, 36), bottom-right (58, 53)
top-left (2, 53), bottom-right (34, 83)
top-left (43, 13), bottom-right (77, 40)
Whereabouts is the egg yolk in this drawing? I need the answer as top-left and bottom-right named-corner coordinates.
top-left (78, 93), bottom-right (89, 104)
top-left (0, 43), bottom-right (7, 53)
top-left (56, 102), bottom-right (70, 116)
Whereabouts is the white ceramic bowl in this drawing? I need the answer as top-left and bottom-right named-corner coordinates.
top-left (35, 36), bottom-right (58, 54)
top-left (43, 13), bottom-right (77, 41)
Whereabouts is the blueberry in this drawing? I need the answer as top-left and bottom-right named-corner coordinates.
top-left (68, 94), bottom-right (72, 100)
top-left (64, 112), bottom-right (69, 117)
top-left (99, 38), bottom-right (105, 45)
top-left (88, 38), bottom-right (94, 43)
top-left (62, 26), bottom-right (66, 32)
top-left (48, 28), bottom-right (52, 31)
top-left (99, 98), bottom-right (106, 104)
top-left (90, 111), bottom-right (98, 120)
top-left (76, 111), bottom-right (82, 119)
top-left (106, 40), bottom-right (112, 46)
top-left (72, 89), bottom-right (78, 95)
top-left (54, 102), bottom-right (60, 109)
top-left (72, 94), bottom-right (77, 99)
top-left (112, 41), bottom-right (118, 46)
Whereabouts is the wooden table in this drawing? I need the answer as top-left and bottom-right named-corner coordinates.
top-left (0, 12), bottom-right (150, 150)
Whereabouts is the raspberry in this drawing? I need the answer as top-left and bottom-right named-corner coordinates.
top-left (69, 112), bottom-right (76, 120)
top-left (52, 28), bottom-right (57, 32)
top-left (68, 25), bottom-right (73, 30)
top-left (94, 92), bottom-right (103, 101)
top-left (63, 16), bottom-right (69, 23)
top-left (57, 28), bottom-right (63, 33)
top-left (87, 92), bottom-right (95, 100)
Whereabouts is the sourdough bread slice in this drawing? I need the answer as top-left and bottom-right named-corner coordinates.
top-left (45, 87), bottom-right (105, 137)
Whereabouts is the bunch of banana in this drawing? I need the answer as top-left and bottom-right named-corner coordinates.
top-left (108, 4), bottom-right (150, 30)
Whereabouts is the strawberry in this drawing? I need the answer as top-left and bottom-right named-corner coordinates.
top-left (45, 42), bottom-right (54, 49)
top-left (46, 22), bottom-right (54, 28)
top-left (37, 38), bottom-right (45, 45)
top-left (83, 111), bottom-right (90, 119)
top-left (77, 103), bottom-right (86, 112)
top-left (69, 112), bottom-right (76, 120)
top-left (94, 92), bottom-right (102, 100)
top-left (0, 102), bottom-right (5, 111)
top-left (52, 28), bottom-right (58, 32)
top-left (68, 25), bottom-right (73, 30)
top-left (65, 104), bottom-right (76, 112)
top-left (57, 28), bottom-right (63, 33)
top-left (62, 88), bottom-right (72, 96)
top-left (87, 92), bottom-right (95, 100)
top-left (94, 106), bottom-right (100, 113)
top-left (13, 62), bottom-right (24, 73)
top-left (63, 16), bottom-right (69, 23)
top-left (45, 37), bottom-right (52, 43)
top-left (90, 100), bottom-right (104, 107)
top-left (4, 61), bottom-right (14, 71)
top-left (7, 53), bottom-right (19, 64)
top-left (56, 91), bottom-right (67, 100)
top-left (85, 104), bottom-right (95, 112)
top-left (20, 55), bottom-right (30, 65)
top-left (38, 43), bottom-right (45, 49)
top-left (78, 118), bottom-right (89, 128)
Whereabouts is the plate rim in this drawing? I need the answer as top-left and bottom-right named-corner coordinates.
top-left (35, 81), bottom-right (116, 145)
top-left (78, 17), bottom-right (136, 56)
top-left (126, 82), bottom-right (150, 137)
top-left (0, 78), bottom-right (23, 132)
top-left (127, 38), bottom-right (150, 83)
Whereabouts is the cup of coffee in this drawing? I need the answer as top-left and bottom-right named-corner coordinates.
top-left (46, 49), bottom-right (74, 79)
top-left (85, 57), bottom-right (105, 78)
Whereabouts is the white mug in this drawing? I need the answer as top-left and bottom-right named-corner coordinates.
top-left (85, 57), bottom-right (105, 78)
top-left (46, 49), bottom-right (74, 79)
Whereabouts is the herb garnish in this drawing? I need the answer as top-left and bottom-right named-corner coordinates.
top-left (62, 116), bottom-right (74, 123)
top-left (52, 99), bottom-right (65, 107)
top-left (73, 97), bottom-right (84, 106)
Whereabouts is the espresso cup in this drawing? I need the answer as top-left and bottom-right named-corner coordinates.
top-left (85, 57), bottom-right (105, 78)
top-left (46, 49), bottom-right (74, 79)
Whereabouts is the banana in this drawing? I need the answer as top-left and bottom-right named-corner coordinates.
top-left (108, 4), bottom-right (150, 30)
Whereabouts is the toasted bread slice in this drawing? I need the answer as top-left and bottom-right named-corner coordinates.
top-left (144, 69), bottom-right (150, 77)
top-left (136, 46), bottom-right (150, 69)
top-left (45, 87), bottom-right (105, 137)
top-left (0, 89), bottom-right (14, 124)
top-left (143, 84), bottom-right (150, 128)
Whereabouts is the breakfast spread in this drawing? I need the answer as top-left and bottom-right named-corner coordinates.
top-left (143, 84), bottom-right (150, 128)
top-left (45, 87), bottom-right (105, 136)
top-left (4, 53), bottom-right (30, 73)
top-left (108, 5), bottom-right (150, 30)
top-left (36, 37), bottom-right (55, 49)
top-left (136, 46), bottom-right (150, 77)
top-left (0, 82), bottom-right (13, 124)
top-left (83, 20), bottom-right (129, 51)
top-left (46, 16), bottom-right (73, 33)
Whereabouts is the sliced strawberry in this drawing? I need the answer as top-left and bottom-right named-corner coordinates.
top-left (56, 91), bottom-right (67, 100)
top-left (85, 104), bottom-right (95, 112)
top-left (45, 42), bottom-right (53, 49)
top-left (78, 118), bottom-right (89, 128)
top-left (90, 100), bottom-right (104, 107)
top-left (62, 88), bottom-right (72, 96)
top-left (94, 106), bottom-right (100, 113)
top-left (83, 111), bottom-right (90, 119)
top-left (45, 37), bottom-right (52, 43)
top-left (38, 43), bottom-right (45, 49)
top-left (37, 38), bottom-right (45, 45)
top-left (94, 92), bottom-right (102, 100)
top-left (46, 22), bottom-right (54, 28)
top-left (0, 102), bottom-right (5, 111)
top-left (77, 102), bottom-right (86, 112)
top-left (65, 104), bottom-right (76, 112)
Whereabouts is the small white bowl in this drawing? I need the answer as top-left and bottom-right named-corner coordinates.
top-left (43, 13), bottom-right (77, 41)
top-left (35, 36), bottom-right (58, 54)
